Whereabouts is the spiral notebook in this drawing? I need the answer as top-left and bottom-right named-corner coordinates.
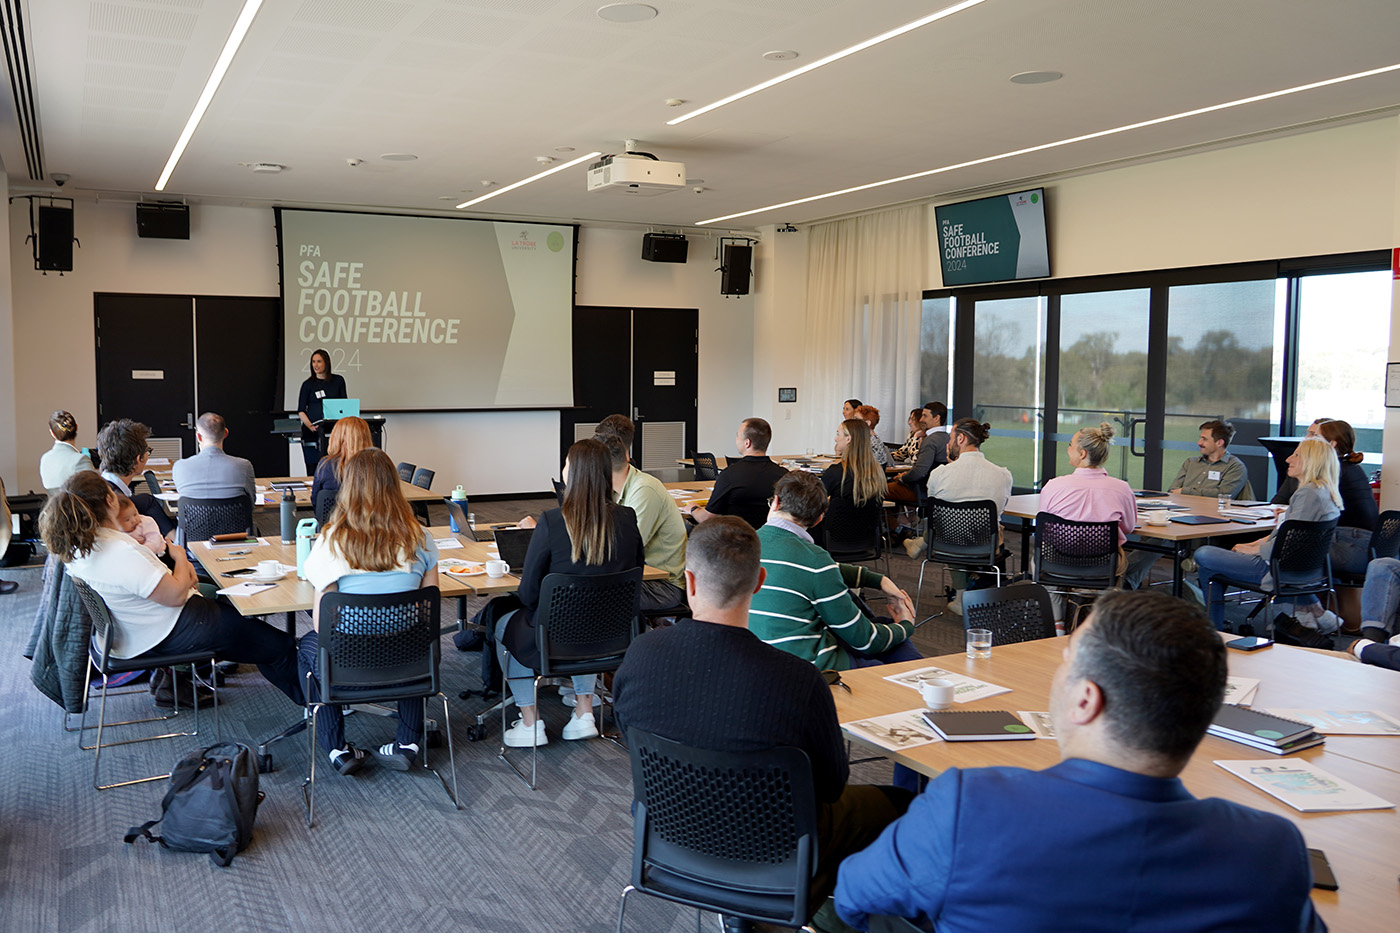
top-left (920, 709), bottom-right (1036, 742)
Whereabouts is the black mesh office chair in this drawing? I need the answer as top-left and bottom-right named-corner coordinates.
top-left (961, 584), bottom-right (1057, 645)
top-left (396, 462), bottom-right (417, 483)
top-left (1209, 519), bottom-right (1337, 635)
top-left (303, 586), bottom-right (458, 826)
top-left (552, 479), bottom-right (568, 506)
top-left (313, 487), bottom-right (338, 525)
top-left (916, 498), bottom-right (1004, 617)
top-left (178, 494), bottom-right (254, 543)
top-left (1033, 512), bottom-right (1120, 630)
top-left (71, 577), bottom-right (219, 790)
top-left (500, 568), bottom-right (643, 789)
top-left (616, 728), bottom-right (817, 933)
top-left (692, 452), bottom-right (720, 481)
top-left (1335, 510), bottom-right (1400, 587)
top-left (821, 494), bottom-right (885, 570)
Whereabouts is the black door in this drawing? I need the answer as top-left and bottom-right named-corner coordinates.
top-left (195, 296), bottom-right (286, 475)
top-left (631, 309), bottom-right (699, 470)
top-left (568, 307), bottom-right (699, 471)
top-left (567, 307), bottom-right (633, 461)
top-left (94, 294), bottom-right (196, 455)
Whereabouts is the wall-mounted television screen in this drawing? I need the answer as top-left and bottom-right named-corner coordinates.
top-left (935, 188), bottom-right (1048, 286)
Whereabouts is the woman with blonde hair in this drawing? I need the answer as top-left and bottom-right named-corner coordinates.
top-left (1197, 436), bottom-right (1341, 631)
top-left (310, 415), bottom-right (373, 520)
top-left (300, 447), bottom-right (440, 774)
top-left (822, 419), bottom-right (887, 508)
top-left (1038, 423), bottom-right (1138, 627)
top-left (493, 438), bottom-right (644, 748)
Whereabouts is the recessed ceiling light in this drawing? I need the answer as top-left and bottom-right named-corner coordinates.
top-left (597, 3), bottom-right (657, 24)
top-left (763, 50), bottom-right (798, 62)
top-left (554, 146), bottom-right (576, 152)
top-left (1010, 71), bottom-right (1062, 85)
top-left (695, 60), bottom-right (1400, 225)
top-left (457, 151), bottom-right (601, 208)
top-left (669, 0), bottom-right (989, 126)
top-left (381, 152), bottom-right (418, 161)
top-left (156, 0), bottom-right (264, 190)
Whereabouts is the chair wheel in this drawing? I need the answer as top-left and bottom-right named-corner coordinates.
top-left (257, 754), bottom-right (275, 773)
top-left (465, 724), bottom-right (487, 742)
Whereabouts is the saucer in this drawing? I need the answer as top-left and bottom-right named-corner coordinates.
top-left (248, 571), bottom-right (285, 584)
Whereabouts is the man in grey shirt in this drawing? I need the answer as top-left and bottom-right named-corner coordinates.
top-left (171, 412), bottom-right (257, 546)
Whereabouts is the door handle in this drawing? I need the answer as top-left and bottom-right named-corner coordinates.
top-left (180, 411), bottom-right (194, 429)
top-left (1128, 418), bottom-right (1147, 457)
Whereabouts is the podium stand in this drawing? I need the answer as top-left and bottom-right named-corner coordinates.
top-left (316, 416), bottom-right (386, 454)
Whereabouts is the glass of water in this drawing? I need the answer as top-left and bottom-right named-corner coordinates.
top-left (967, 628), bottom-right (993, 660)
top-left (1217, 494), bottom-right (1230, 512)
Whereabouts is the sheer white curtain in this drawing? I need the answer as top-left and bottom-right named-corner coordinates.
top-left (803, 206), bottom-right (926, 448)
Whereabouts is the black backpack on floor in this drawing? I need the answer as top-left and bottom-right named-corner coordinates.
top-left (124, 742), bottom-right (264, 867)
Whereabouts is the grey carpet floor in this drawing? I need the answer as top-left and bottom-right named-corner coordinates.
top-left (0, 496), bottom-right (978, 933)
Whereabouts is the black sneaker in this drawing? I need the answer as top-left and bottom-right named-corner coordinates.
top-left (330, 746), bottom-right (369, 776)
top-left (150, 669), bottom-right (215, 709)
top-left (372, 741), bottom-right (419, 771)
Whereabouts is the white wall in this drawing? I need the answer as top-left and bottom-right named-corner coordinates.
top-left (751, 224), bottom-right (815, 451)
top-left (0, 171), bottom-right (15, 487)
top-left (924, 118), bottom-right (1399, 287)
top-left (4, 200), bottom-right (756, 496)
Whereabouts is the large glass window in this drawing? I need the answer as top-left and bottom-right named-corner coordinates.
top-left (919, 297), bottom-right (952, 405)
top-left (971, 297), bottom-right (1045, 488)
top-left (1163, 280), bottom-right (1281, 496)
top-left (1055, 289), bottom-right (1151, 487)
top-left (1295, 270), bottom-right (1390, 463)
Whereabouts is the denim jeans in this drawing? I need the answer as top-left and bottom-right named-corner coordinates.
top-left (1332, 526), bottom-right (1372, 577)
top-left (1195, 545), bottom-right (1268, 630)
top-left (492, 609), bottom-right (596, 709)
top-left (297, 630), bottom-right (424, 754)
top-left (1361, 557), bottom-right (1400, 638)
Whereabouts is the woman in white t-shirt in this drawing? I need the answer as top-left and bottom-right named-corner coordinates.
top-left (39, 471), bottom-right (303, 702)
top-left (299, 448), bottom-right (440, 775)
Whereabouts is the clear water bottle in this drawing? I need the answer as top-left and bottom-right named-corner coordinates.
top-left (296, 517), bottom-right (318, 579)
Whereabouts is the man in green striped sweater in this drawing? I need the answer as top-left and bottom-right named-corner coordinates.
top-left (751, 470), bottom-right (918, 672)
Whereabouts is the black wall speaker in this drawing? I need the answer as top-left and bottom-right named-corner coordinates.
top-left (37, 206), bottom-right (74, 272)
top-left (136, 203), bottom-right (190, 239)
top-left (642, 232), bottom-right (688, 263)
top-left (720, 244), bottom-right (752, 295)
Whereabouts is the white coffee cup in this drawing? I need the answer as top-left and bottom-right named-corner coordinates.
top-left (257, 559), bottom-right (280, 577)
top-left (1143, 513), bottom-right (1170, 526)
top-left (485, 559), bottom-right (508, 578)
top-left (919, 678), bottom-right (956, 710)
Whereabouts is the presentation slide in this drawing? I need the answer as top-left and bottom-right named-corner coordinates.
top-left (935, 188), bottom-right (1049, 286)
top-left (279, 209), bottom-right (575, 410)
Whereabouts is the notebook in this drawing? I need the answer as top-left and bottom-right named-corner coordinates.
top-left (1170, 514), bottom-right (1230, 525)
top-left (920, 709), bottom-right (1036, 742)
top-left (493, 527), bottom-right (535, 572)
top-left (1209, 705), bottom-right (1315, 746)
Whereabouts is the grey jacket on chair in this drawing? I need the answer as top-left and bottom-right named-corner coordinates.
top-left (25, 554), bottom-right (94, 714)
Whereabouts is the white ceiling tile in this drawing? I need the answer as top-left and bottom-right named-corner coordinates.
top-left (292, 0), bottom-right (415, 32)
top-left (85, 34), bottom-right (186, 67)
top-left (84, 62), bottom-right (180, 92)
top-left (88, 1), bottom-right (198, 40)
top-left (410, 8), bottom-right (530, 45)
top-left (271, 25), bottom-right (380, 60)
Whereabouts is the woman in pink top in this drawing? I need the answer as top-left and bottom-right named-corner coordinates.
top-left (1038, 423), bottom-right (1137, 626)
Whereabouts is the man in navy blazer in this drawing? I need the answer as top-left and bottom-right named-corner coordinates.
top-left (835, 590), bottom-right (1324, 933)
top-left (170, 412), bottom-right (256, 547)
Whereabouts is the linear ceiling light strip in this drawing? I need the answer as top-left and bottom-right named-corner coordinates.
top-left (457, 152), bottom-right (602, 208)
top-left (155, 0), bottom-right (264, 191)
top-left (667, 0), bottom-right (990, 126)
top-left (696, 61), bottom-right (1400, 225)
top-left (0, 0), bottom-right (43, 179)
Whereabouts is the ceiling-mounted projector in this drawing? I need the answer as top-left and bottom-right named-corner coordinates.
top-left (587, 153), bottom-right (685, 196)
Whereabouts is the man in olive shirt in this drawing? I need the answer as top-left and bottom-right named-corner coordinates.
top-left (1170, 420), bottom-right (1251, 498)
top-left (595, 417), bottom-right (687, 611)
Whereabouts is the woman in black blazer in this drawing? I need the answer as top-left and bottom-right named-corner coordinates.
top-left (493, 438), bottom-right (644, 748)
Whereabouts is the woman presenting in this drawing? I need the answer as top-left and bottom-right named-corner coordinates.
top-left (296, 348), bottom-right (347, 475)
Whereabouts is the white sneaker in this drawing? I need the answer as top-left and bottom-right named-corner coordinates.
top-left (947, 594), bottom-right (962, 616)
top-left (503, 718), bottom-right (548, 748)
top-left (560, 686), bottom-right (577, 708)
top-left (561, 711), bottom-right (599, 741)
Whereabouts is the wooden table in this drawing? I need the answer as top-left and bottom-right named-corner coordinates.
top-left (832, 638), bottom-right (1400, 927)
top-left (663, 479), bottom-right (715, 510)
top-left (191, 524), bottom-right (668, 621)
top-left (159, 475), bottom-right (439, 510)
top-left (1003, 492), bottom-right (1280, 595)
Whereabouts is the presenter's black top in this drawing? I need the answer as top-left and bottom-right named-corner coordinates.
top-left (297, 373), bottom-right (347, 438)
top-left (706, 455), bottom-right (789, 530)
